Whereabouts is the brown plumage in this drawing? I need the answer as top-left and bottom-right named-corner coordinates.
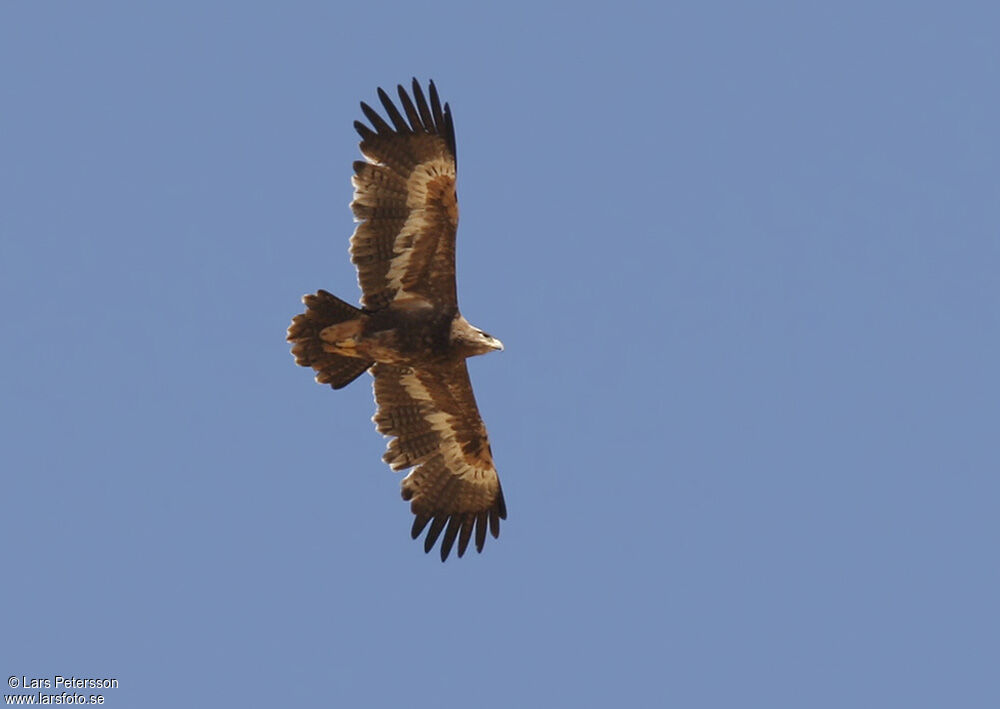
top-left (287, 79), bottom-right (506, 560)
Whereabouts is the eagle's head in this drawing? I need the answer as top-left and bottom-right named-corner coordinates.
top-left (477, 330), bottom-right (504, 353)
top-left (452, 316), bottom-right (503, 357)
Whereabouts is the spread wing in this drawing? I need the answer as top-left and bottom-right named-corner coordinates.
top-left (350, 79), bottom-right (459, 311)
top-left (372, 362), bottom-right (506, 561)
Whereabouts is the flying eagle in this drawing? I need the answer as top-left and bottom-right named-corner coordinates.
top-left (288, 79), bottom-right (506, 561)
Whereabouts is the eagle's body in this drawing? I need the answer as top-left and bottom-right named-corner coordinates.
top-left (288, 80), bottom-right (506, 561)
top-left (322, 299), bottom-right (500, 367)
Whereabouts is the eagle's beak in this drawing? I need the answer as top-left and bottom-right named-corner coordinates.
top-left (491, 337), bottom-right (504, 352)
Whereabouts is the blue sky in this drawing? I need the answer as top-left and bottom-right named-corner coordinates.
top-left (2, 2), bottom-right (998, 707)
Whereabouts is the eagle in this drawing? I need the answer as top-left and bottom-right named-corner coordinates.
top-left (287, 79), bottom-right (506, 561)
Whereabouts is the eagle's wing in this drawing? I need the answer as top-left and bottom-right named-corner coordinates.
top-left (350, 79), bottom-right (459, 311)
top-left (372, 362), bottom-right (506, 561)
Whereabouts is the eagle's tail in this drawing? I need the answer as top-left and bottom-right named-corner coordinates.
top-left (288, 290), bottom-right (374, 390)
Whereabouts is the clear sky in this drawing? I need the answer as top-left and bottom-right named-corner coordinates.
top-left (2, 2), bottom-right (998, 707)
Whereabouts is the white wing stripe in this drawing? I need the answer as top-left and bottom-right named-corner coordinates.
top-left (398, 369), bottom-right (479, 482)
top-left (354, 156), bottom-right (453, 301)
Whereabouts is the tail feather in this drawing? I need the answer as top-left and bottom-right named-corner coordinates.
top-left (288, 290), bottom-right (374, 390)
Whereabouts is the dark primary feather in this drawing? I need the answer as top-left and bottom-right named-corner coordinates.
top-left (428, 82), bottom-right (445, 132)
top-left (359, 100), bottom-right (393, 135)
top-left (424, 517), bottom-right (448, 554)
top-left (378, 87), bottom-right (411, 133)
top-left (410, 80), bottom-right (435, 133)
top-left (396, 85), bottom-right (422, 132)
top-left (355, 79), bottom-right (455, 154)
top-left (352, 120), bottom-right (376, 143)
